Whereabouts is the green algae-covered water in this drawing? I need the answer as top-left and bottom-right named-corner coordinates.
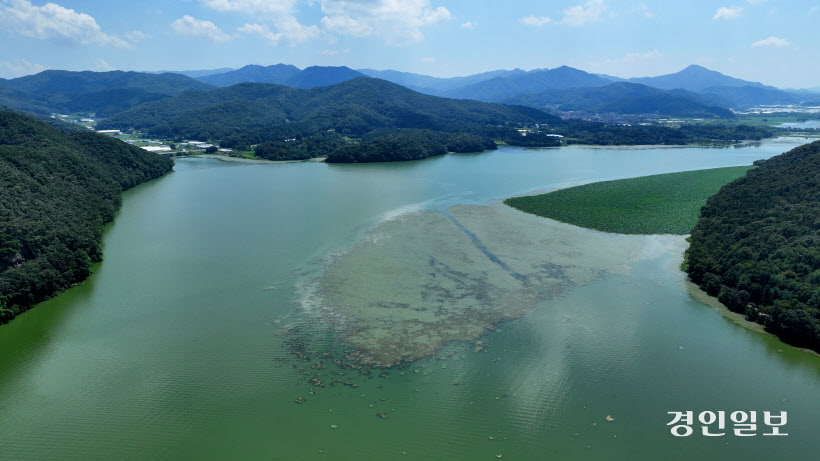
top-left (1, 138), bottom-right (819, 460)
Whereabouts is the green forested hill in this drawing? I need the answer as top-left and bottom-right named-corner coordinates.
top-left (0, 84), bottom-right (53, 115)
top-left (0, 111), bottom-right (174, 324)
top-left (97, 76), bottom-right (773, 164)
top-left (4, 70), bottom-right (213, 99)
top-left (99, 77), bottom-right (555, 143)
top-left (1, 70), bottom-right (214, 117)
top-left (686, 140), bottom-right (820, 352)
top-left (98, 77), bottom-right (556, 161)
top-left (507, 82), bottom-right (734, 118)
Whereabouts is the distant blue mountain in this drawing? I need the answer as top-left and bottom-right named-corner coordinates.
top-left (196, 64), bottom-right (364, 89)
top-left (507, 82), bottom-right (733, 118)
top-left (1, 70), bottom-right (214, 116)
top-left (196, 64), bottom-right (301, 87)
top-left (445, 66), bottom-right (613, 102)
top-left (699, 86), bottom-right (800, 106)
top-left (152, 68), bottom-right (236, 78)
top-left (287, 66), bottom-right (364, 89)
top-left (622, 65), bottom-right (767, 92)
top-left (357, 68), bottom-right (525, 95)
top-left (579, 65), bottom-right (814, 108)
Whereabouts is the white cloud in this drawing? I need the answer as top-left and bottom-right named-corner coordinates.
top-left (171, 15), bottom-right (232, 42)
top-left (622, 49), bottom-right (662, 61)
top-left (420, 57), bottom-right (435, 63)
top-left (238, 18), bottom-right (319, 46)
top-left (751, 36), bottom-right (791, 47)
top-left (460, 21), bottom-right (474, 29)
top-left (811, 6), bottom-right (819, 13)
top-left (713, 6), bottom-right (743, 20)
top-left (520, 15), bottom-right (552, 26)
top-left (634, 4), bottom-right (655, 18)
top-left (202, 0), bottom-right (318, 46)
top-left (201, 0), bottom-right (296, 16)
top-left (561, 0), bottom-right (606, 26)
top-left (125, 30), bottom-right (148, 43)
top-left (320, 48), bottom-right (349, 55)
top-left (0, 58), bottom-right (46, 78)
top-left (747, 0), bottom-right (767, 5)
top-left (94, 59), bottom-right (115, 71)
top-left (320, 0), bottom-right (451, 45)
top-left (601, 49), bottom-right (662, 65)
top-left (0, 0), bottom-right (130, 48)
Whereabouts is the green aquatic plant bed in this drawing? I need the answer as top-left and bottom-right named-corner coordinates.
top-left (504, 166), bottom-right (753, 235)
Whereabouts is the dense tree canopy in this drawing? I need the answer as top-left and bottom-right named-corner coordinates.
top-left (98, 78), bottom-right (554, 144)
top-left (96, 77), bottom-right (773, 162)
top-left (0, 70), bottom-right (214, 117)
top-left (686, 140), bottom-right (820, 352)
top-left (0, 111), bottom-right (173, 324)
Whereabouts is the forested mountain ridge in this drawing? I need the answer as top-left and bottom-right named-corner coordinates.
top-left (0, 70), bottom-right (214, 117)
top-left (0, 84), bottom-right (53, 115)
top-left (357, 68), bottom-right (525, 95)
top-left (196, 65), bottom-right (364, 89)
top-left (285, 66), bottom-right (365, 89)
top-left (4, 70), bottom-right (213, 98)
top-left (445, 66), bottom-right (612, 102)
top-left (622, 65), bottom-right (767, 91)
top-left (686, 140), bottom-right (820, 352)
top-left (0, 111), bottom-right (174, 324)
top-left (98, 76), bottom-right (557, 148)
top-left (197, 64), bottom-right (301, 87)
top-left (98, 76), bottom-right (773, 162)
top-left (507, 82), bottom-right (734, 118)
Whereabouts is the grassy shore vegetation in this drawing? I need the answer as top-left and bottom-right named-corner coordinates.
top-left (504, 166), bottom-right (753, 235)
top-left (686, 141), bottom-right (820, 352)
top-left (0, 111), bottom-right (173, 324)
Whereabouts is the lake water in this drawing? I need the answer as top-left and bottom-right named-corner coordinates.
top-left (1, 138), bottom-right (818, 460)
top-left (776, 120), bottom-right (820, 129)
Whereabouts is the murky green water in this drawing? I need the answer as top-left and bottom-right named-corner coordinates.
top-left (1, 138), bottom-right (818, 460)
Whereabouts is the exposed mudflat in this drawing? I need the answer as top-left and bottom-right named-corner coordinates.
top-left (296, 204), bottom-right (669, 366)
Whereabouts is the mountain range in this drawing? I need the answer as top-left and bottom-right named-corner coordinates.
top-left (97, 77), bottom-right (554, 146)
top-left (1, 63), bottom-right (818, 123)
top-left (195, 64), bottom-right (365, 89)
top-left (178, 63), bottom-right (820, 113)
top-left (0, 70), bottom-right (213, 117)
top-left (507, 82), bottom-right (734, 118)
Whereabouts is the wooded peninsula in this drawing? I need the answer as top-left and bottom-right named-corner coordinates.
top-left (686, 141), bottom-right (820, 352)
top-left (0, 111), bottom-right (173, 324)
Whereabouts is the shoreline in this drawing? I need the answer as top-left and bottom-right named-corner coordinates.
top-left (182, 136), bottom-right (817, 166)
top-left (685, 279), bottom-right (820, 357)
top-left (189, 154), bottom-right (325, 164)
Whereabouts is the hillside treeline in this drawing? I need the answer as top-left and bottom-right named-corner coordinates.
top-left (686, 140), bottom-right (820, 351)
top-left (0, 111), bottom-right (173, 323)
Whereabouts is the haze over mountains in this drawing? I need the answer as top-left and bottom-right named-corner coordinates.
top-left (0, 71), bottom-right (213, 117)
top-left (170, 63), bottom-right (818, 116)
top-left (96, 77), bottom-right (554, 146)
top-left (0, 63), bottom-right (818, 124)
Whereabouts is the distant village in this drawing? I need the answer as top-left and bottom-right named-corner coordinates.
top-left (50, 113), bottom-right (234, 156)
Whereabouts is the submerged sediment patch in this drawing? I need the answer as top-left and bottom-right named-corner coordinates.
top-left (294, 204), bottom-right (653, 367)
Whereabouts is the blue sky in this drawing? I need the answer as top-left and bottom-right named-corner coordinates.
top-left (1, 0), bottom-right (818, 88)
